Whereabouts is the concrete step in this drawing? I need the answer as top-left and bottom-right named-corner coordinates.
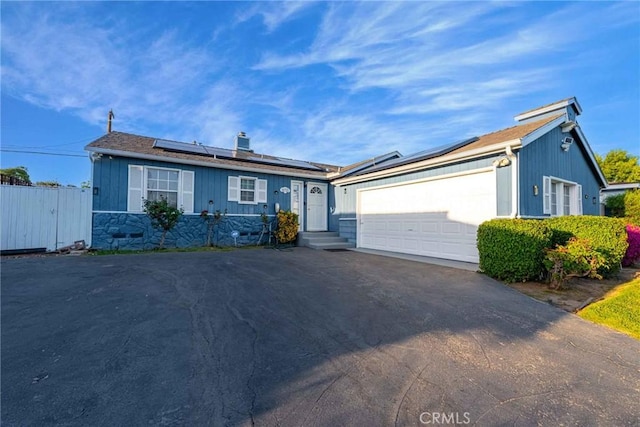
top-left (297, 231), bottom-right (354, 250)
top-left (307, 241), bottom-right (356, 250)
top-left (298, 231), bottom-right (339, 238)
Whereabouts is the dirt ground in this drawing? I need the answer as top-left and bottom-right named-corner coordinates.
top-left (506, 266), bottom-right (640, 312)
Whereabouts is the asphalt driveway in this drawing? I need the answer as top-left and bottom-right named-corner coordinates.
top-left (2, 248), bottom-right (639, 426)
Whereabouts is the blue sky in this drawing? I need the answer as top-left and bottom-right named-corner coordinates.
top-left (1, 1), bottom-right (639, 186)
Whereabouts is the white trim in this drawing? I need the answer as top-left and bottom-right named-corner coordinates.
top-left (603, 183), bottom-right (640, 191)
top-left (93, 210), bottom-right (275, 217)
top-left (86, 147), bottom-right (328, 180)
top-left (290, 180), bottom-right (304, 232)
top-left (520, 115), bottom-right (566, 147)
top-left (332, 140), bottom-right (520, 186)
top-left (573, 125), bottom-right (608, 186)
top-left (514, 98), bottom-right (582, 122)
top-left (143, 165), bottom-right (182, 209)
top-left (238, 175), bottom-right (258, 205)
top-left (545, 175), bottom-right (581, 217)
top-left (511, 150), bottom-right (518, 218)
top-left (339, 217), bottom-right (357, 221)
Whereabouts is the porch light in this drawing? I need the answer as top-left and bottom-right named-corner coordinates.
top-left (533, 185), bottom-right (539, 196)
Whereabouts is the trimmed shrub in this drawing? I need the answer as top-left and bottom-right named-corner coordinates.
top-left (544, 238), bottom-right (606, 289)
top-left (625, 189), bottom-right (640, 225)
top-left (477, 219), bottom-right (553, 282)
top-left (545, 216), bottom-right (628, 277)
top-left (604, 193), bottom-right (625, 217)
top-left (623, 224), bottom-right (640, 267)
top-left (275, 210), bottom-right (299, 244)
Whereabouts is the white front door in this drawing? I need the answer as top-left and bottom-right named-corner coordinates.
top-left (291, 180), bottom-right (303, 231)
top-left (307, 182), bottom-right (328, 231)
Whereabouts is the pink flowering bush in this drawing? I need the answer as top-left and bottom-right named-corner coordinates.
top-left (623, 224), bottom-right (640, 267)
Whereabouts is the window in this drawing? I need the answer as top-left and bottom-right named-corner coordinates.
top-left (240, 177), bottom-right (256, 202)
top-left (128, 165), bottom-right (194, 213)
top-left (228, 176), bottom-right (267, 204)
top-left (147, 168), bottom-right (179, 207)
top-left (543, 176), bottom-right (582, 216)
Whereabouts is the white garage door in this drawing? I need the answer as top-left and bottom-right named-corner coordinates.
top-left (357, 170), bottom-right (496, 263)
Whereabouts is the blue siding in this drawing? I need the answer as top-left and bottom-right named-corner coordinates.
top-left (496, 164), bottom-right (512, 216)
top-left (519, 126), bottom-right (601, 216)
top-left (92, 156), bottom-right (330, 219)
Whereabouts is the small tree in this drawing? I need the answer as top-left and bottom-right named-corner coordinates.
top-left (200, 209), bottom-right (226, 247)
top-left (143, 197), bottom-right (183, 249)
top-left (0, 166), bottom-right (31, 183)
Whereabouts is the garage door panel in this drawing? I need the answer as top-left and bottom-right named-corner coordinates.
top-left (358, 171), bottom-right (496, 263)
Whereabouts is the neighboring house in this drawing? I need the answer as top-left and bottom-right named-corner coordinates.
top-left (600, 182), bottom-right (640, 215)
top-left (85, 97), bottom-right (606, 262)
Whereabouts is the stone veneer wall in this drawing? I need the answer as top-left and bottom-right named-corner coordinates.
top-left (92, 213), bottom-right (276, 250)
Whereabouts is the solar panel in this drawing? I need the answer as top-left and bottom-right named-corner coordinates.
top-left (153, 139), bottom-right (323, 171)
top-left (153, 139), bottom-right (232, 158)
top-left (354, 137), bottom-right (478, 175)
top-left (248, 156), bottom-right (322, 171)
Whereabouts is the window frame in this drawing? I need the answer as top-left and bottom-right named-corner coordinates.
top-left (239, 176), bottom-right (257, 204)
top-left (228, 175), bottom-right (267, 204)
top-left (543, 175), bottom-right (582, 217)
top-left (127, 165), bottom-right (194, 213)
top-left (146, 166), bottom-right (181, 208)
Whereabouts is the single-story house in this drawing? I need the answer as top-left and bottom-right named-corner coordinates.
top-left (600, 182), bottom-right (640, 215)
top-left (85, 97), bottom-right (607, 262)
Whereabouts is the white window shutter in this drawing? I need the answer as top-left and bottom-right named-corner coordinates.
top-left (256, 179), bottom-right (267, 203)
top-left (575, 184), bottom-right (583, 215)
top-left (181, 170), bottom-right (194, 213)
top-left (228, 176), bottom-right (240, 202)
top-left (543, 176), bottom-right (551, 214)
top-left (128, 165), bottom-right (144, 212)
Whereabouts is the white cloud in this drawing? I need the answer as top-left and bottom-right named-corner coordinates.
top-left (1, 1), bottom-right (638, 167)
top-left (236, 2), bottom-right (316, 32)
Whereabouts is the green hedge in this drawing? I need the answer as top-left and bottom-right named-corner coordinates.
top-left (546, 216), bottom-right (627, 277)
top-left (477, 216), bottom-right (628, 282)
top-left (477, 219), bottom-right (553, 282)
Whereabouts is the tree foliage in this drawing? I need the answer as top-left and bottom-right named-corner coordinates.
top-left (0, 166), bottom-right (31, 183)
top-left (143, 197), bottom-right (183, 249)
top-left (35, 181), bottom-right (61, 187)
top-left (595, 150), bottom-right (640, 183)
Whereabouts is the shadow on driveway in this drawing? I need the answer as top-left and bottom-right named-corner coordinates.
top-left (2, 248), bottom-right (639, 426)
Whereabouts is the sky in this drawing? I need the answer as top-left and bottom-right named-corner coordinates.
top-left (1, 1), bottom-right (639, 186)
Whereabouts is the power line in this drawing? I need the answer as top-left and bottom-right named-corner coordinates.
top-left (1, 134), bottom-right (102, 150)
top-left (0, 149), bottom-right (87, 158)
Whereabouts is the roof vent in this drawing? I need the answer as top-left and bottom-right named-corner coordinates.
top-left (235, 132), bottom-right (252, 152)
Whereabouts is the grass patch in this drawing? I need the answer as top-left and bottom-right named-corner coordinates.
top-left (578, 277), bottom-right (640, 340)
top-left (92, 245), bottom-right (264, 256)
